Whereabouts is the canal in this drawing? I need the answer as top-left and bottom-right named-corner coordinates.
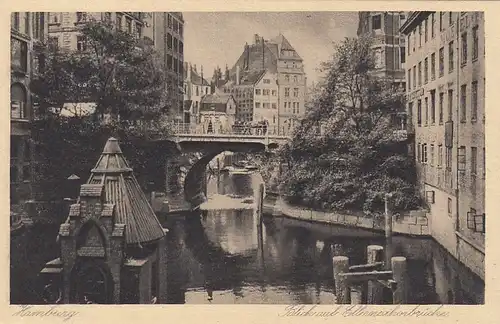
top-left (10, 168), bottom-right (484, 304)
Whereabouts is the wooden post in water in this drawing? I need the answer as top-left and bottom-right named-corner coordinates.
top-left (391, 256), bottom-right (408, 304)
top-left (367, 245), bottom-right (384, 304)
top-left (384, 193), bottom-right (393, 270)
top-left (256, 183), bottom-right (265, 228)
top-left (333, 256), bottom-right (350, 304)
top-left (216, 158), bottom-right (221, 194)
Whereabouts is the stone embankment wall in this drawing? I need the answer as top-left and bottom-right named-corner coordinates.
top-left (264, 196), bottom-right (430, 236)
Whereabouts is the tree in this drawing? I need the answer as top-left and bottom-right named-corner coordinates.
top-left (278, 36), bottom-right (422, 214)
top-left (30, 20), bottom-right (175, 200)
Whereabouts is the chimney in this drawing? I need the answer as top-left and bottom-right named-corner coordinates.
top-left (236, 65), bottom-right (240, 85)
top-left (254, 34), bottom-right (260, 44)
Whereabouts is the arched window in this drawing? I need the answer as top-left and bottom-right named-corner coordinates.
top-left (11, 83), bottom-right (27, 119)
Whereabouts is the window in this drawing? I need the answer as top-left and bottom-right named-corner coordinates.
top-left (77, 35), bottom-right (86, 52)
top-left (167, 14), bottom-right (172, 28)
top-left (173, 38), bottom-right (178, 53)
top-left (263, 89), bottom-right (270, 96)
top-left (116, 13), bottom-right (122, 29)
top-left (413, 30), bottom-right (416, 52)
top-left (447, 90), bottom-right (453, 121)
top-left (460, 32), bottom-right (468, 68)
top-left (418, 62), bottom-right (422, 86)
top-left (472, 26), bottom-right (479, 60)
top-left (11, 37), bottom-right (27, 72)
top-left (439, 47), bottom-right (444, 77)
top-left (12, 12), bottom-right (19, 30)
top-left (76, 12), bottom-right (87, 23)
top-left (255, 89), bottom-right (261, 95)
top-left (272, 103), bottom-right (277, 109)
top-left (447, 198), bottom-right (452, 214)
top-left (179, 24), bottom-right (183, 36)
top-left (167, 33), bottom-right (172, 49)
top-left (431, 13), bottom-right (435, 38)
top-left (272, 90), bottom-right (277, 96)
top-left (417, 143), bottom-right (421, 161)
top-left (448, 41), bottom-right (454, 73)
top-left (401, 46), bottom-right (406, 64)
top-left (431, 53), bottom-right (436, 80)
top-left (439, 12), bottom-right (443, 31)
top-left (458, 146), bottom-right (466, 171)
top-left (419, 24), bottom-right (422, 47)
top-left (417, 99), bottom-right (422, 126)
top-left (424, 18), bottom-right (428, 42)
top-left (431, 90), bottom-right (436, 124)
top-left (471, 147), bottom-right (478, 176)
top-left (460, 84), bottom-right (467, 122)
top-left (167, 54), bottom-right (172, 70)
top-left (412, 66), bottom-right (416, 89)
top-left (408, 102), bottom-right (413, 123)
top-left (285, 75), bottom-right (290, 83)
top-left (285, 88), bottom-right (290, 97)
top-left (263, 79), bottom-right (271, 84)
top-left (11, 83), bottom-right (27, 119)
top-left (293, 88), bottom-right (299, 97)
top-left (438, 145), bottom-right (443, 168)
top-left (439, 92), bottom-right (444, 124)
top-left (372, 15), bottom-right (381, 30)
top-left (407, 69), bottom-right (411, 90)
top-left (471, 81), bottom-right (478, 121)
top-left (136, 24), bottom-right (142, 39)
top-left (255, 102), bottom-right (261, 108)
top-left (173, 19), bottom-right (179, 33)
top-left (407, 35), bottom-right (411, 56)
top-left (424, 58), bottom-right (428, 84)
top-left (429, 144), bottom-right (434, 166)
top-left (423, 144), bottom-right (428, 163)
top-left (449, 12), bottom-right (453, 26)
top-left (446, 147), bottom-right (452, 170)
top-left (424, 97), bottom-right (428, 126)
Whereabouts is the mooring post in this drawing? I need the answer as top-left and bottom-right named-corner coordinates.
top-left (333, 256), bottom-right (350, 304)
top-left (256, 183), bottom-right (265, 228)
top-left (366, 245), bottom-right (384, 304)
top-left (384, 193), bottom-right (393, 270)
top-left (391, 256), bottom-right (408, 304)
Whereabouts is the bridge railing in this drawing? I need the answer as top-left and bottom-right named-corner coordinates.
top-left (172, 122), bottom-right (292, 138)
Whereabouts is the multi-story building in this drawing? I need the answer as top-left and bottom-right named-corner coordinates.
top-left (147, 13), bottom-right (185, 120)
top-left (221, 34), bottom-right (307, 133)
top-left (401, 12), bottom-right (485, 280)
top-left (183, 62), bottom-right (210, 124)
top-left (48, 12), bottom-right (185, 118)
top-left (11, 12), bottom-right (48, 228)
top-left (357, 11), bottom-right (408, 87)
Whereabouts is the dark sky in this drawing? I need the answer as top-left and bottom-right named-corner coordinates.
top-left (183, 12), bottom-right (359, 85)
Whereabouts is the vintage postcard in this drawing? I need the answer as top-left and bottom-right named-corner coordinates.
top-left (3, 1), bottom-right (498, 323)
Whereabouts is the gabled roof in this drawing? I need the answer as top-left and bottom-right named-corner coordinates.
top-left (201, 93), bottom-right (233, 105)
top-left (269, 34), bottom-right (302, 60)
top-left (190, 69), bottom-right (210, 86)
top-left (240, 69), bottom-right (267, 85)
top-left (85, 137), bottom-right (165, 245)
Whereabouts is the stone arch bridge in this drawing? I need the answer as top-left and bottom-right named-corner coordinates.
top-left (151, 131), bottom-right (289, 210)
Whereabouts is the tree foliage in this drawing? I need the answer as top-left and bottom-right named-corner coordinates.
top-left (278, 36), bottom-right (422, 214)
top-left (30, 21), bottom-right (176, 200)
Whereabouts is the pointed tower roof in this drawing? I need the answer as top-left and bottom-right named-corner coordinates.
top-left (86, 137), bottom-right (165, 245)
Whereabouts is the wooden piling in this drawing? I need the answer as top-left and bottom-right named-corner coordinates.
top-left (333, 256), bottom-right (350, 304)
top-left (384, 193), bottom-right (393, 270)
top-left (391, 256), bottom-right (408, 304)
top-left (256, 183), bottom-right (265, 227)
top-left (366, 245), bottom-right (384, 304)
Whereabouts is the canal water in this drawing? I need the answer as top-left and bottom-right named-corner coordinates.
top-left (10, 169), bottom-right (485, 305)
top-left (164, 170), bottom-right (485, 304)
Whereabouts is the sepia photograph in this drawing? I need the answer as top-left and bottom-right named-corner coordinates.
top-left (9, 11), bottom-right (485, 306)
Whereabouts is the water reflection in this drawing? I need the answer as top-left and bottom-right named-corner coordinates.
top-left (165, 171), bottom-right (484, 304)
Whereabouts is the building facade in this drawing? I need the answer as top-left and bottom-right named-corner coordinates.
top-left (199, 93), bottom-right (237, 133)
top-left (147, 13), bottom-right (185, 120)
top-left (183, 62), bottom-right (210, 124)
top-left (47, 12), bottom-right (184, 119)
top-left (358, 11), bottom-right (408, 87)
top-left (221, 34), bottom-right (307, 133)
top-left (401, 11), bottom-right (485, 280)
top-left (11, 12), bottom-right (48, 228)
